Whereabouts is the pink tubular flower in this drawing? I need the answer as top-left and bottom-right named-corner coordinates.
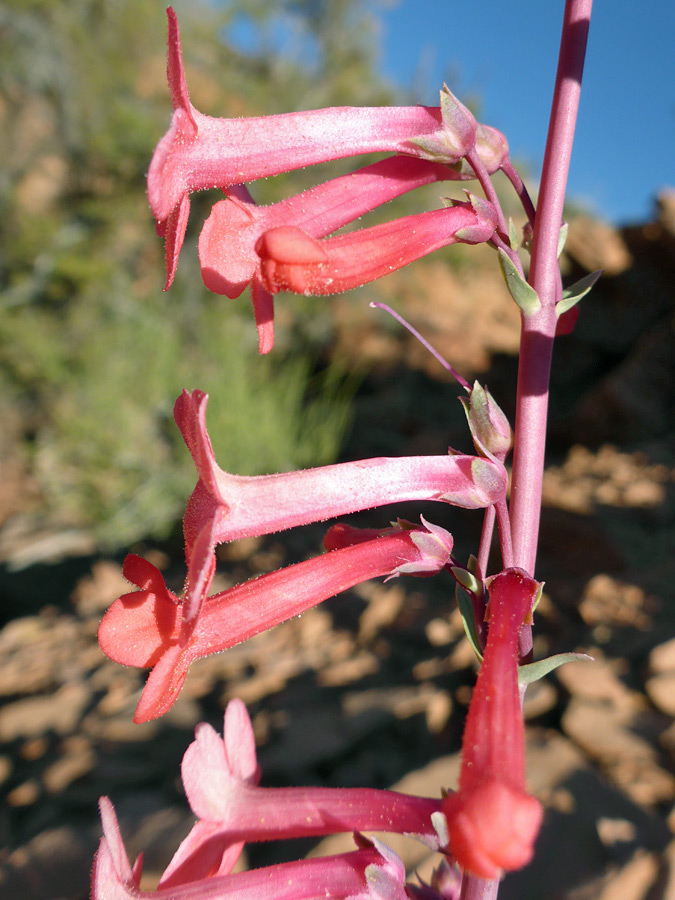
top-left (174, 389), bottom-right (506, 630)
top-left (152, 9), bottom-right (453, 286)
top-left (150, 9), bottom-right (509, 288)
top-left (255, 197), bottom-right (499, 297)
top-left (98, 519), bottom-right (455, 722)
top-left (198, 157), bottom-right (462, 352)
top-left (92, 795), bottom-right (409, 900)
top-left (159, 698), bottom-right (445, 887)
top-left (441, 568), bottom-right (543, 879)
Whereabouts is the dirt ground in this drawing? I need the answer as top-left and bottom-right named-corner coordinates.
top-left (0, 197), bottom-right (674, 900)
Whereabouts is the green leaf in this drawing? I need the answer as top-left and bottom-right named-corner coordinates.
top-left (497, 248), bottom-right (541, 316)
top-left (518, 652), bottom-right (594, 686)
top-left (557, 222), bottom-right (569, 258)
top-left (556, 269), bottom-right (603, 317)
top-left (456, 585), bottom-right (483, 661)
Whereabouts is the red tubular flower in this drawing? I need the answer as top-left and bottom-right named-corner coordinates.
top-left (159, 698), bottom-right (445, 887)
top-left (200, 157), bottom-right (462, 300)
top-left (198, 157), bottom-right (462, 352)
top-left (98, 519), bottom-right (454, 722)
top-left (174, 389), bottom-right (506, 630)
top-left (441, 568), bottom-right (543, 879)
top-left (93, 795), bottom-right (409, 900)
top-left (255, 197), bottom-right (498, 296)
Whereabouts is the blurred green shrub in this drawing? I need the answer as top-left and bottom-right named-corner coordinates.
top-left (0, 0), bottom-right (384, 547)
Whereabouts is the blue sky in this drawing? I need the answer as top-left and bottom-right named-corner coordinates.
top-left (378, 0), bottom-right (675, 225)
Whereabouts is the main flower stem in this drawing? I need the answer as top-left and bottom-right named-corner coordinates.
top-left (510, 0), bottom-right (592, 575)
top-left (461, 875), bottom-right (500, 900)
top-left (461, 2), bottom-right (592, 897)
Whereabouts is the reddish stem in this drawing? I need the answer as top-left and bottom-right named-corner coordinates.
top-left (509, 0), bottom-right (592, 575)
top-left (462, 2), bottom-right (593, 897)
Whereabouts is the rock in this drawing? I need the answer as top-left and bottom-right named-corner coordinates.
top-left (0, 682), bottom-right (91, 741)
top-left (657, 187), bottom-right (675, 235)
top-left (571, 311), bottom-right (675, 444)
top-left (649, 638), bottom-right (675, 674)
top-left (593, 850), bottom-right (659, 900)
top-left (645, 672), bottom-right (675, 717)
top-left (70, 560), bottom-right (128, 616)
top-left (578, 575), bottom-right (652, 631)
top-left (42, 736), bottom-right (95, 794)
top-left (542, 445), bottom-right (670, 516)
top-left (564, 216), bottom-right (633, 275)
top-left (562, 698), bottom-right (675, 806)
top-left (522, 678), bottom-right (558, 720)
top-left (556, 655), bottom-right (639, 715)
top-left (0, 824), bottom-right (95, 900)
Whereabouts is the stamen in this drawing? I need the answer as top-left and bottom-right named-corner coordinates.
top-left (370, 302), bottom-right (471, 391)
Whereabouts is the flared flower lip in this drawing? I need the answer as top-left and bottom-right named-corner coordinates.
top-left (198, 156), bottom-right (462, 300)
top-left (159, 698), bottom-right (445, 886)
top-left (174, 388), bottom-right (506, 633)
top-left (98, 519), bottom-right (455, 722)
top-left (93, 794), bottom-right (409, 900)
top-left (148, 12), bottom-right (448, 228)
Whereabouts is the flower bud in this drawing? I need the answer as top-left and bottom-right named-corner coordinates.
top-left (461, 381), bottom-right (513, 460)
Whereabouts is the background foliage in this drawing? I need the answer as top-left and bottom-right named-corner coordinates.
top-left (0, 0), bottom-right (402, 548)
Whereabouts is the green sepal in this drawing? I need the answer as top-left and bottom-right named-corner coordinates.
top-left (556, 269), bottom-right (602, 318)
top-left (531, 580), bottom-right (545, 616)
top-left (439, 84), bottom-right (477, 152)
top-left (408, 134), bottom-right (466, 165)
top-left (498, 248), bottom-right (541, 316)
top-left (557, 222), bottom-right (569, 258)
top-left (508, 218), bottom-right (520, 252)
top-left (517, 651), bottom-right (593, 686)
top-left (456, 584), bottom-right (483, 661)
top-left (451, 564), bottom-right (481, 596)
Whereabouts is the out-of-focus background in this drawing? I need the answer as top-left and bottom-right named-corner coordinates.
top-left (0, 2), bottom-right (673, 898)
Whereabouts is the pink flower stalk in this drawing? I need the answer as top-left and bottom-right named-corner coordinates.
top-left (150, 10), bottom-right (510, 288)
top-left (175, 388), bottom-right (506, 630)
top-left (441, 568), bottom-right (543, 879)
top-left (198, 157), bottom-right (462, 352)
top-left (160, 698), bottom-right (445, 887)
top-left (255, 198), bottom-right (498, 296)
top-left (98, 519), bottom-right (455, 722)
top-left (92, 795), bottom-right (409, 900)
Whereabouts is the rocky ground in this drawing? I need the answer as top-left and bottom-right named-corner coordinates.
top-left (0, 195), bottom-right (674, 900)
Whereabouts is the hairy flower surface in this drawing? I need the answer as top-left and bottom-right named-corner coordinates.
top-left (199, 157), bottom-right (461, 300)
top-left (160, 698), bottom-right (444, 886)
top-left (150, 9), bottom-right (509, 287)
top-left (442, 568), bottom-right (543, 878)
top-left (151, 9), bottom-right (449, 286)
top-left (256, 198), bottom-right (498, 296)
top-left (92, 796), bottom-right (409, 900)
top-left (175, 388), bottom-right (507, 631)
top-left (98, 519), bottom-right (455, 722)
top-left (199, 157), bottom-right (460, 351)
